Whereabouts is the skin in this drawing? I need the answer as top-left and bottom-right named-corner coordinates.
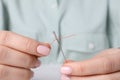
top-left (0, 31), bottom-right (120, 80)
top-left (0, 31), bottom-right (51, 80)
top-left (61, 49), bottom-right (120, 80)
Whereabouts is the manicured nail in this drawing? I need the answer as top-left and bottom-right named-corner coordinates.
top-left (61, 67), bottom-right (72, 75)
top-left (37, 45), bottom-right (50, 55)
top-left (61, 75), bottom-right (70, 80)
top-left (35, 60), bottom-right (41, 67)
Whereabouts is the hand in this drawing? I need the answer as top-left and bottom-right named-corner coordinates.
top-left (61, 48), bottom-right (120, 80)
top-left (0, 31), bottom-right (51, 80)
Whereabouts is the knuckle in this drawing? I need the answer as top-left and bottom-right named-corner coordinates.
top-left (0, 31), bottom-right (10, 45)
top-left (103, 57), bottom-right (114, 73)
top-left (0, 65), bottom-right (8, 78)
top-left (25, 39), bottom-right (35, 53)
top-left (0, 45), bottom-right (5, 54)
top-left (0, 46), bottom-right (8, 61)
top-left (77, 63), bottom-right (85, 75)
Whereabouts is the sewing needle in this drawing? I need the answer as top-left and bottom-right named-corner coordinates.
top-left (53, 31), bottom-right (67, 61)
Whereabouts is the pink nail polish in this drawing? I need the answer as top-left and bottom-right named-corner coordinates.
top-left (61, 67), bottom-right (72, 75)
top-left (37, 45), bottom-right (50, 55)
top-left (61, 75), bottom-right (70, 80)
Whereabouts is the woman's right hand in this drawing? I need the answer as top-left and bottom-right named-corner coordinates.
top-left (0, 31), bottom-right (51, 80)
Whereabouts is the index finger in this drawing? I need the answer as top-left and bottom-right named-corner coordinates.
top-left (0, 31), bottom-right (51, 56)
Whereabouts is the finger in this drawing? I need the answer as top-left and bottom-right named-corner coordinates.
top-left (0, 65), bottom-right (33, 80)
top-left (0, 45), bottom-right (40, 68)
top-left (0, 31), bottom-right (51, 56)
top-left (61, 53), bottom-right (120, 76)
top-left (61, 71), bottom-right (120, 80)
top-left (93, 48), bottom-right (120, 58)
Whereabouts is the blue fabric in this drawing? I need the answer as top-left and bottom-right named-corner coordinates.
top-left (0, 0), bottom-right (120, 64)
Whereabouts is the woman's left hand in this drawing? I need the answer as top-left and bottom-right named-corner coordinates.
top-left (61, 48), bottom-right (120, 80)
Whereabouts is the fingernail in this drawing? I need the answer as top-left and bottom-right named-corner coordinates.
top-left (35, 60), bottom-right (41, 67)
top-left (37, 45), bottom-right (50, 55)
top-left (61, 67), bottom-right (72, 75)
top-left (61, 75), bottom-right (70, 80)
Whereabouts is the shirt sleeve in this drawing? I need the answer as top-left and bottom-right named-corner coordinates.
top-left (107, 0), bottom-right (120, 48)
top-left (0, 0), bottom-right (9, 30)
